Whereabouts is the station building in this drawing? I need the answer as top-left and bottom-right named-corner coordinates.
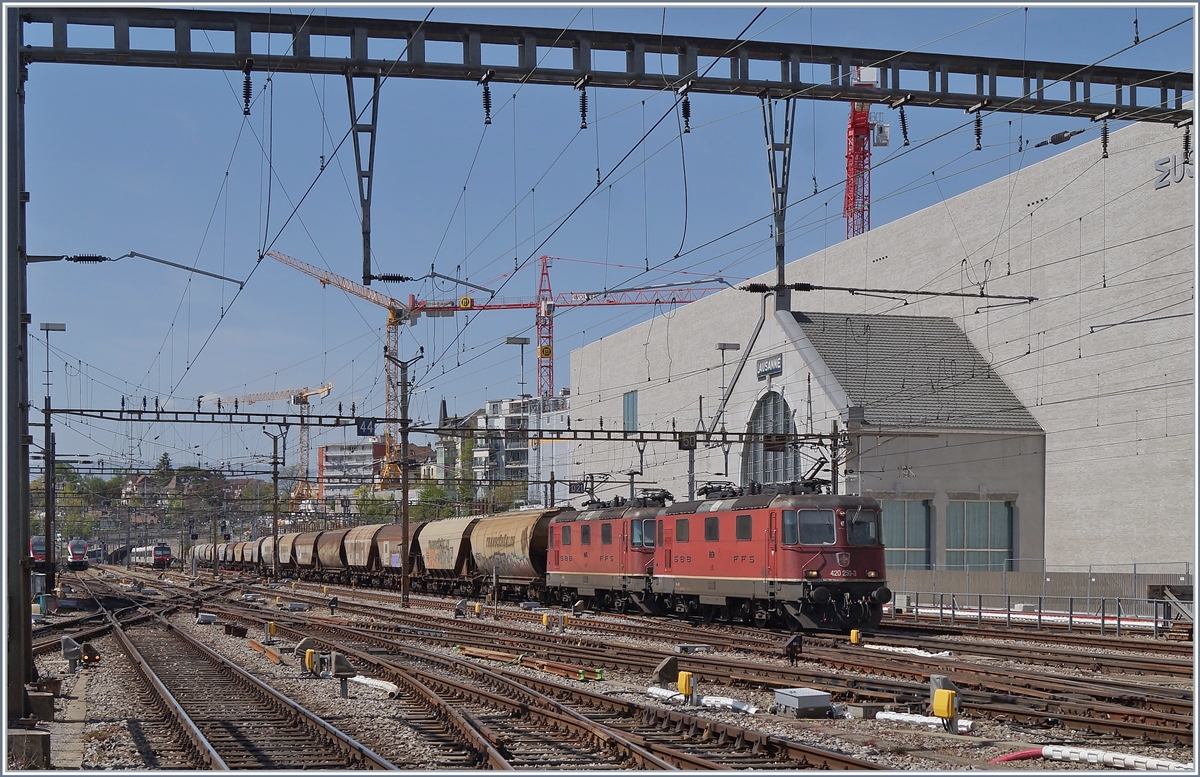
top-left (569, 118), bottom-right (1193, 572)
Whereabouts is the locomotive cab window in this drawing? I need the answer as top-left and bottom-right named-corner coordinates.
top-left (735, 514), bottom-right (753, 541)
top-left (643, 518), bottom-right (656, 548)
top-left (601, 523), bottom-right (612, 545)
top-left (580, 524), bottom-right (591, 545)
top-left (846, 508), bottom-right (880, 545)
top-left (781, 510), bottom-right (799, 545)
top-left (704, 515), bottom-right (720, 541)
top-left (798, 509), bottom-right (836, 545)
top-left (630, 519), bottom-right (643, 547)
top-left (561, 526), bottom-right (572, 545)
top-left (548, 528), bottom-right (554, 548)
top-left (675, 518), bottom-right (690, 542)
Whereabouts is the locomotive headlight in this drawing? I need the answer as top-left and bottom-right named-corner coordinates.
top-left (804, 569), bottom-right (819, 579)
top-left (866, 570), bottom-right (878, 578)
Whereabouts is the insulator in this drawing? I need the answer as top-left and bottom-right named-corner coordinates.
top-left (120, 396), bottom-right (125, 411)
top-left (319, 154), bottom-right (325, 171)
top-left (482, 83), bottom-right (492, 125)
top-left (899, 105), bottom-right (910, 146)
top-left (234, 398), bottom-right (238, 413)
top-left (1184, 125), bottom-right (1191, 163)
top-left (1101, 119), bottom-right (1109, 159)
top-left (812, 174), bottom-right (818, 195)
top-left (197, 397), bottom-right (202, 412)
top-left (579, 88), bottom-right (588, 130)
top-left (142, 396), bottom-right (146, 410)
top-left (216, 399), bottom-right (222, 413)
top-left (974, 112), bottom-right (982, 151)
top-left (66, 253), bottom-right (109, 263)
top-left (681, 94), bottom-right (691, 134)
top-left (242, 71), bottom-right (252, 116)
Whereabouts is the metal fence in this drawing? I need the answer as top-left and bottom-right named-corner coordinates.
top-left (885, 559), bottom-right (1193, 635)
top-left (886, 559), bottom-right (1193, 602)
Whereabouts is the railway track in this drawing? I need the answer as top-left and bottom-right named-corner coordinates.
top-left (214, 605), bottom-right (886, 769)
top-left (233, 584), bottom-right (1193, 746)
top-left (111, 616), bottom-right (396, 769)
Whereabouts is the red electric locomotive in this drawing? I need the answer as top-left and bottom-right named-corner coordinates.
top-left (544, 494), bottom-right (665, 614)
top-left (547, 485), bottom-right (890, 632)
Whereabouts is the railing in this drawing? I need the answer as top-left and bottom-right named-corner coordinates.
top-left (885, 590), bottom-right (1192, 637)
top-left (885, 559), bottom-right (1192, 602)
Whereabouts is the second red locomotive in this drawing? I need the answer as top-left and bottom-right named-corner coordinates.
top-left (546, 489), bottom-right (890, 631)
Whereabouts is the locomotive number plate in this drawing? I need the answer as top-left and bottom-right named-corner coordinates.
top-left (827, 569), bottom-right (859, 577)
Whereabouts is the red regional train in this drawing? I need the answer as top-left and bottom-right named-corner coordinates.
top-left (194, 483), bottom-right (889, 632)
top-left (131, 543), bottom-right (174, 569)
top-left (65, 539), bottom-right (90, 571)
top-left (30, 535), bottom-right (47, 573)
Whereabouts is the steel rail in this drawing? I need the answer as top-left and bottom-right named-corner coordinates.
top-left (107, 616), bottom-right (230, 769)
top-left (227, 607), bottom-right (880, 770)
top-left (319, 597), bottom-right (1196, 745)
top-left (247, 613), bottom-right (679, 770)
top-left (223, 604), bottom-right (883, 767)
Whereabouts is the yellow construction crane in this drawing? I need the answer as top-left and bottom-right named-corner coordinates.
top-left (219, 382), bottom-right (333, 509)
top-left (265, 250), bottom-right (412, 487)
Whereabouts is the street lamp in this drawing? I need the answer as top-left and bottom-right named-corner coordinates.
top-left (716, 342), bottom-right (740, 395)
top-left (40, 322), bottom-right (65, 593)
top-left (505, 337), bottom-right (531, 398)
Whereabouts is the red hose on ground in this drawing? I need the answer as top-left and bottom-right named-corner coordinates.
top-left (989, 749), bottom-right (1045, 764)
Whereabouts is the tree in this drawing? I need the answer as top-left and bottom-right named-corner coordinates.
top-left (153, 453), bottom-right (174, 485)
top-left (456, 437), bottom-right (476, 511)
top-left (413, 483), bottom-right (450, 520)
top-left (353, 485), bottom-right (396, 519)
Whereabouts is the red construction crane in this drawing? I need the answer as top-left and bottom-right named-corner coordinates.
top-left (407, 255), bottom-right (725, 398)
top-left (844, 66), bottom-right (878, 239)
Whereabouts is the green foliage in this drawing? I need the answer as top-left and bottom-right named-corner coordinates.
top-left (413, 484), bottom-right (450, 520)
top-left (153, 453), bottom-right (173, 485)
top-left (456, 437), bottom-right (476, 507)
top-left (353, 485), bottom-right (396, 518)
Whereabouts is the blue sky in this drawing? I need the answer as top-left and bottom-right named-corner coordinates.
top-left (20, 3), bottom-right (1195, 476)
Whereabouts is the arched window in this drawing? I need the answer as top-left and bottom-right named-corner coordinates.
top-left (741, 391), bottom-right (804, 486)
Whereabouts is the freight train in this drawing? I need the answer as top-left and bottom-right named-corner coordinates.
top-left (194, 487), bottom-right (890, 631)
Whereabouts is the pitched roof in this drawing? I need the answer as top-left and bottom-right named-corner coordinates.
top-left (790, 310), bottom-right (1042, 432)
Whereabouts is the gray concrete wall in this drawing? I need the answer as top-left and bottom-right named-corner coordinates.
top-left (570, 119), bottom-right (1193, 567)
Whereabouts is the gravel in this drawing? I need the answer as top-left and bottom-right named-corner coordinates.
top-left (43, 572), bottom-right (1193, 771)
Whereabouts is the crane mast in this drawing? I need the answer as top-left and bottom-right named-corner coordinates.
top-left (218, 382), bottom-right (333, 508)
top-left (844, 67), bottom-right (876, 239)
top-left (265, 250), bottom-right (411, 487)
